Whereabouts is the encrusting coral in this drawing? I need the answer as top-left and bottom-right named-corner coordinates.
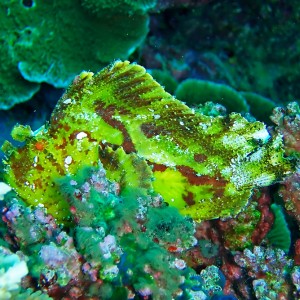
top-left (234, 246), bottom-right (295, 299)
top-left (2, 60), bottom-right (292, 223)
top-left (0, 162), bottom-right (235, 299)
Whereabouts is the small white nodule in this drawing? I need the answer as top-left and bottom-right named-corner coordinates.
top-left (0, 182), bottom-right (12, 200)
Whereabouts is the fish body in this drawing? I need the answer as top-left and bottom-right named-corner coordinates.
top-left (2, 61), bottom-right (292, 222)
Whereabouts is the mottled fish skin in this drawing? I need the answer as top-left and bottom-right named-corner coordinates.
top-left (2, 61), bottom-right (292, 222)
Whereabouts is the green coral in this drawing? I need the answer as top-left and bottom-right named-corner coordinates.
top-left (0, 0), bottom-right (150, 109)
top-left (81, 0), bottom-right (156, 14)
top-left (57, 163), bottom-right (196, 298)
top-left (1, 193), bottom-right (83, 294)
top-left (13, 289), bottom-right (53, 300)
top-left (174, 78), bottom-right (279, 124)
top-left (2, 61), bottom-right (292, 223)
top-left (149, 69), bottom-right (178, 94)
top-left (146, 205), bottom-right (195, 247)
top-left (267, 204), bottom-right (291, 253)
top-left (175, 78), bottom-right (249, 113)
top-left (240, 92), bottom-right (276, 124)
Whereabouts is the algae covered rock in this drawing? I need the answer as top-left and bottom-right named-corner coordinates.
top-left (0, 0), bottom-right (150, 109)
top-left (2, 61), bottom-right (292, 223)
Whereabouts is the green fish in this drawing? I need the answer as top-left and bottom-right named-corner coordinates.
top-left (2, 61), bottom-right (292, 223)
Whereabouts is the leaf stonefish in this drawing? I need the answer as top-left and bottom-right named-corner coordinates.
top-left (2, 61), bottom-right (292, 223)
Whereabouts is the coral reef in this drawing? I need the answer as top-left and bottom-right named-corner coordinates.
top-left (271, 102), bottom-right (300, 159)
top-left (279, 171), bottom-right (300, 226)
top-left (175, 79), bottom-right (249, 113)
top-left (270, 102), bottom-right (300, 230)
top-left (81, 0), bottom-right (157, 14)
top-left (240, 92), bottom-right (276, 124)
top-left (149, 69), bottom-right (179, 95)
top-left (142, 1), bottom-right (300, 103)
top-left (1, 61), bottom-right (299, 299)
top-left (217, 200), bottom-right (261, 251)
top-left (0, 162), bottom-right (235, 299)
top-left (266, 204), bottom-right (291, 253)
top-left (152, 74), bottom-right (277, 124)
top-left (1, 2), bottom-right (300, 297)
top-left (234, 246), bottom-right (294, 299)
top-left (0, 246), bottom-right (28, 299)
top-left (2, 61), bottom-right (292, 223)
top-left (0, 0), bottom-right (150, 109)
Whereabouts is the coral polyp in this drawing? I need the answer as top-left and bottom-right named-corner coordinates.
top-left (2, 61), bottom-right (292, 223)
